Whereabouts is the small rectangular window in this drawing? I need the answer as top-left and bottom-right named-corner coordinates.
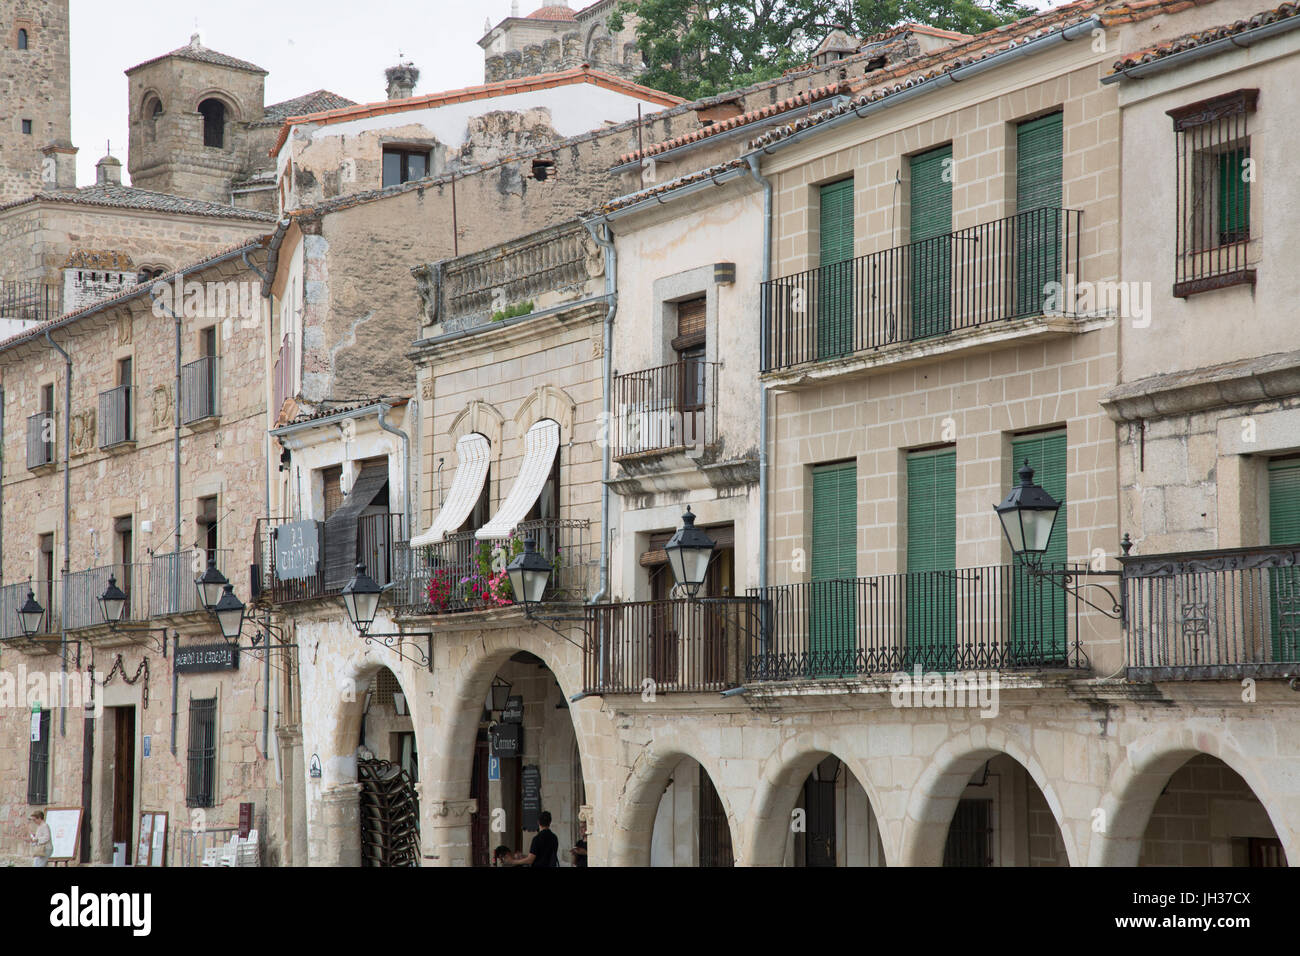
top-left (1168, 89), bottom-right (1257, 296)
top-left (197, 495), bottom-right (218, 564)
top-left (21, 119), bottom-right (32, 135)
top-left (382, 147), bottom-right (431, 187)
top-left (186, 697), bottom-right (217, 807)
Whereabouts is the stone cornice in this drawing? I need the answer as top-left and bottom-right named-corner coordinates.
top-left (1100, 349), bottom-right (1300, 422)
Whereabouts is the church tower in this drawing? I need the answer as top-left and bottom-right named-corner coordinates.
top-left (0, 0), bottom-right (73, 201)
top-left (125, 33), bottom-right (268, 204)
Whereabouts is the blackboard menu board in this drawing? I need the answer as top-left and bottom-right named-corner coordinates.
top-left (492, 722), bottom-right (520, 758)
top-left (521, 764), bottom-right (541, 832)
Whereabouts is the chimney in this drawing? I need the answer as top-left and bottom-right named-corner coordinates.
top-left (385, 62), bottom-right (419, 101)
top-left (40, 141), bottom-right (77, 191)
top-left (96, 153), bottom-right (122, 185)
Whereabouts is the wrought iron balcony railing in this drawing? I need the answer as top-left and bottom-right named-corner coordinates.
top-left (63, 563), bottom-right (148, 631)
top-left (149, 549), bottom-right (235, 617)
top-left (611, 360), bottom-right (719, 459)
top-left (0, 579), bottom-right (58, 641)
top-left (27, 412), bottom-right (54, 469)
top-left (253, 513), bottom-right (404, 605)
top-left (98, 385), bottom-right (134, 448)
top-left (1123, 545), bottom-right (1300, 680)
top-left (180, 355), bottom-right (219, 425)
top-left (746, 562), bottom-right (1083, 681)
top-left (394, 517), bottom-right (597, 614)
top-left (583, 596), bottom-right (765, 694)
top-left (0, 280), bottom-right (59, 323)
top-left (761, 207), bottom-right (1083, 372)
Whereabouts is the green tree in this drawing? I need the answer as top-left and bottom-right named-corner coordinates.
top-left (610, 0), bottom-right (1035, 101)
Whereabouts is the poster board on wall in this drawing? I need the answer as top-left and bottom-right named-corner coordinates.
top-left (45, 807), bottom-right (82, 861)
top-left (136, 811), bottom-right (168, 867)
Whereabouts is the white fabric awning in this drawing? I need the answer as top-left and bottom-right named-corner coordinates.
top-left (476, 419), bottom-right (560, 540)
top-left (409, 433), bottom-right (491, 546)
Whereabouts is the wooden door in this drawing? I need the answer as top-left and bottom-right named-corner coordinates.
top-left (112, 707), bottom-right (136, 854)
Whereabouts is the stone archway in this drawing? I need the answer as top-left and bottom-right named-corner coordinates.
top-left (609, 743), bottom-right (739, 867)
top-left (899, 733), bottom-right (1077, 867)
top-left (421, 621), bottom-right (613, 866)
top-left (1092, 725), bottom-right (1296, 867)
top-left (745, 743), bottom-right (888, 867)
top-left (298, 613), bottom-right (431, 867)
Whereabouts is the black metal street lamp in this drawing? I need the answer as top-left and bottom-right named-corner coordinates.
top-left (341, 563), bottom-right (383, 635)
top-left (18, 589), bottom-right (45, 637)
top-left (196, 557), bottom-right (230, 612)
top-left (98, 575), bottom-right (129, 625)
top-left (213, 584), bottom-right (247, 643)
top-left (490, 676), bottom-right (513, 713)
top-left (994, 460), bottom-right (1062, 563)
top-left (665, 506), bottom-right (715, 598)
top-left (507, 538), bottom-right (552, 609)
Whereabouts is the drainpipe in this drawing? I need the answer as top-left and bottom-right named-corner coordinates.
top-left (376, 403), bottom-right (411, 539)
top-left (581, 219), bottom-right (616, 607)
top-left (151, 289), bottom-right (185, 650)
top-left (43, 330), bottom-right (71, 737)
top-left (744, 155), bottom-right (773, 594)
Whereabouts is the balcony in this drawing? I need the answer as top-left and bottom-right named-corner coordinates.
top-left (26, 412), bottom-right (54, 469)
top-left (583, 596), bottom-right (765, 694)
top-left (414, 219), bottom-right (602, 335)
top-left (254, 513), bottom-right (404, 605)
top-left (150, 549), bottom-right (234, 617)
top-left (98, 385), bottom-right (134, 448)
top-left (63, 563), bottom-right (146, 631)
top-left (180, 356), bottom-right (219, 425)
top-left (0, 280), bottom-right (59, 324)
top-left (0, 579), bottom-right (58, 644)
top-left (761, 207), bottom-right (1084, 373)
top-left (394, 517), bottom-right (597, 615)
top-left (611, 360), bottom-right (719, 459)
top-left (1123, 545), bottom-right (1300, 680)
top-left (747, 563), bottom-right (1082, 682)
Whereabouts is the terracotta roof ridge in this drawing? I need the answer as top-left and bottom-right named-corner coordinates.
top-left (269, 65), bottom-right (684, 157)
top-left (1110, 0), bottom-right (1300, 71)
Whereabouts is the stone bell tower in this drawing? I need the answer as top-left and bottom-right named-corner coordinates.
top-left (0, 0), bottom-right (73, 201)
top-left (125, 33), bottom-right (268, 204)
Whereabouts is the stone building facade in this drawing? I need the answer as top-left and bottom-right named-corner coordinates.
top-left (0, 0), bottom-right (71, 203)
top-left (0, 241), bottom-right (289, 866)
top-left (480, 0), bottom-right (642, 82)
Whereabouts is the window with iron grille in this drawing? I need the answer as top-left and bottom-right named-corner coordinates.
top-left (27, 709), bottom-right (51, 804)
top-left (943, 798), bottom-right (993, 866)
top-left (186, 697), bottom-right (217, 807)
top-left (1168, 89), bottom-right (1257, 297)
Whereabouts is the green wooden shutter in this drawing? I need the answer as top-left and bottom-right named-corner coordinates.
top-left (906, 449), bottom-right (956, 668)
top-left (1268, 458), bottom-right (1300, 660)
top-left (1010, 432), bottom-right (1068, 664)
top-left (1015, 113), bottom-right (1064, 316)
top-left (810, 462), bottom-right (857, 676)
top-left (818, 179), bottom-right (855, 360)
top-left (910, 146), bottom-right (952, 339)
top-left (1218, 147), bottom-right (1250, 243)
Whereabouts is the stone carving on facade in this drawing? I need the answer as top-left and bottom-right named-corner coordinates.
top-left (152, 384), bottom-right (173, 430)
top-left (411, 261), bottom-right (445, 326)
top-left (69, 409), bottom-right (96, 456)
top-left (428, 798), bottom-right (478, 819)
top-left (582, 234), bottom-right (605, 278)
top-left (591, 324), bottom-right (604, 359)
top-left (117, 314), bottom-right (132, 346)
top-left (420, 376), bottom-right (434, 401)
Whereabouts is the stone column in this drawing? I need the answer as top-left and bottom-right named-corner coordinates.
top-left (422, 794), bottom-right (478, 867)
top-left (314, 783), bottom-right (362, 867)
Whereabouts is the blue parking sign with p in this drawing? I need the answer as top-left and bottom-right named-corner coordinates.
top-left (488, 754), bottom-right (500, 781)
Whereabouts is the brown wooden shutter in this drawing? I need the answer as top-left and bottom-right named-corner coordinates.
top-left (639, 523), bottom-right (734, 567)
top-left (673, 297), bottom-right (707, 351)
top-left (322, 465), bottom-right (344, 520)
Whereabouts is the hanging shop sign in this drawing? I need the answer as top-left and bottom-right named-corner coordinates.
top-left (174, 643), bottom-right (239, 673)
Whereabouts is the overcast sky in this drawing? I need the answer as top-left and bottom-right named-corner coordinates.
top-left (69, 0), bottom-right (513, 186)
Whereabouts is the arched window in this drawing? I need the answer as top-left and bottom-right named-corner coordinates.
top-left (198, 98), bottom-right (226, 149)
top-left (17, 29), bottom-right (28, 50)
top-left (144, 97), bottom-right (163, 143)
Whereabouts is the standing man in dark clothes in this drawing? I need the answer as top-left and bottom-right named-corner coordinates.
top-left (510, 810), bottom-right (559, 867)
